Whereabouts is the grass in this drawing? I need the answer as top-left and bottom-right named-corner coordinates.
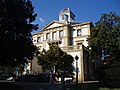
top-left (65, 82), bottom-right (120, 90)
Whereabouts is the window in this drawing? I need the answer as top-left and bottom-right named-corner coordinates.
top-left (59, 30), bottom-right (63, 38)
top-left (77, 29), bottom-right (81, 36)
top-left (62, 15), bottom-right (64, 20)
top-left (77, 43), bottom-right (82, 49)
top-left (46, 33), bottom-right (50, 40)
top-left (32, 38), bottom-right (36, 42)
top-left (37, 37), bottom-right (41, 42)
top-left (33, 40), bottom-right (36, 42)
top-left (70, 38), bottom-right (73, 45)
top-left (61, 14), bottom-right (68, 21)
top-left (53, 32), bottom-right (56, 40)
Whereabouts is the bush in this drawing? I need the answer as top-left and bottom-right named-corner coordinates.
top-left (97, 61), bottom-right (120, 88)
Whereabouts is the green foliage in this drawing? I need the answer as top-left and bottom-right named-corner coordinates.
top-left (97, 61), bottom-right (120, 88)
top-left (0, 0), bottom-right (38, 66)
top-left (89, 12), bottom-right (120, 88)
top-left (37, 44), bottom-right (74, 75)
top-left (0, 66), bottom-right (14, 73)
top-left (89, 12), bottom-right (120, 60)
top-left (65, 82), bottom-right (120, 90)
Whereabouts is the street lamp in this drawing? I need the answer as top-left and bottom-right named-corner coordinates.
top-left (75, 55), bottom-right (79, 84)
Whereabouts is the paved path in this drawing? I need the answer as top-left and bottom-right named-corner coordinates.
top-left (14, 83), bottom-right (63, 90)
top-left (84, 80), bottom-right (99, 83)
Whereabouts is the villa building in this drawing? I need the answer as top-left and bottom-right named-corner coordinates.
top-left (32, 8), bottom-right (93, 83)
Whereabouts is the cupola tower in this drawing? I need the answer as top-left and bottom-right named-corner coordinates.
top-left (59, 8), bottom-right (75, 23)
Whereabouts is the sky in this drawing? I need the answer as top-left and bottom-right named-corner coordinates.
top-left (31, 0), bottom-right (120, 33)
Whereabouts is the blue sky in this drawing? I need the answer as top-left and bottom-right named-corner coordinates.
top-left (31, 0), bottom-right (120, 32)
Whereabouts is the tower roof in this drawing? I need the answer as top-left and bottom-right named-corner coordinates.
top-left (59, 8), bottom-right (75, 17)
top-left (60, 8), bottom-right (70, 14)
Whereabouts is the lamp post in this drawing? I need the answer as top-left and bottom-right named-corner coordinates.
top-left (75, 55), bottom-right (79, 84)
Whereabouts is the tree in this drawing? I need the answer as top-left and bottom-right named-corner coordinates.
top-left (89, 12), bottom-right (120, 61)
top-left (89, 12), bottom-right (120, 87)
top-left (0, 0), bottom-right (38, 67)
top-left (37, 44), bottom-right (74, 76)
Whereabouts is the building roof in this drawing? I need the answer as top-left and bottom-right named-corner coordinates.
top-left (32, 21), bottom-right (92, 36)
top-left (70, 21), bottom-right (92, 26)
top-left (41, 20), bottom-right (67, 31)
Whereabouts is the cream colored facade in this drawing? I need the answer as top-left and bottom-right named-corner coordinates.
top-left (32, 8), bottom-right (93, 83)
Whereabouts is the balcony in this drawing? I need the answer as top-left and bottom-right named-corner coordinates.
top-left (60, 45), bottom-right (82, 51)
top-left (47, 37), bottom-right (62, 45)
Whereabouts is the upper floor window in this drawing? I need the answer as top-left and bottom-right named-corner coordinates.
top-left (33, 39), bottom-right (36, 42)
top-left (62, 15), bottom-right (64, 20)
top-left (53, 32), bottom-right (56, 40)
top-left (46, 33), bottom-right (50, 40)
top-left (37, 37), bottom-right (41, 42)
top-left (61, 14), bottom-right (68, 21)
top-left (32, 38), bottom-right (37, 43)
top-left (77, 29), bottom-right (82, 36)
top-left (59, 30), bottom-right (63, 38)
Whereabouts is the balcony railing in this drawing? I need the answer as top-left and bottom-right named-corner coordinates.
top-left (60, 45), bottom-right (82, 51)
top-left (47, 37), bottom-right (62, 44)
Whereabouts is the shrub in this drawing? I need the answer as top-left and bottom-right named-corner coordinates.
top-left (97, 61), bottom-right (120, 88)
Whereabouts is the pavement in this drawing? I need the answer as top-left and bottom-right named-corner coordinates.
top-left (14, 83), bottom-right (63, 90)
top-left (0, 80), bottom-right (99, 90)
top-left (83, 80), bottom-right (99, 83)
